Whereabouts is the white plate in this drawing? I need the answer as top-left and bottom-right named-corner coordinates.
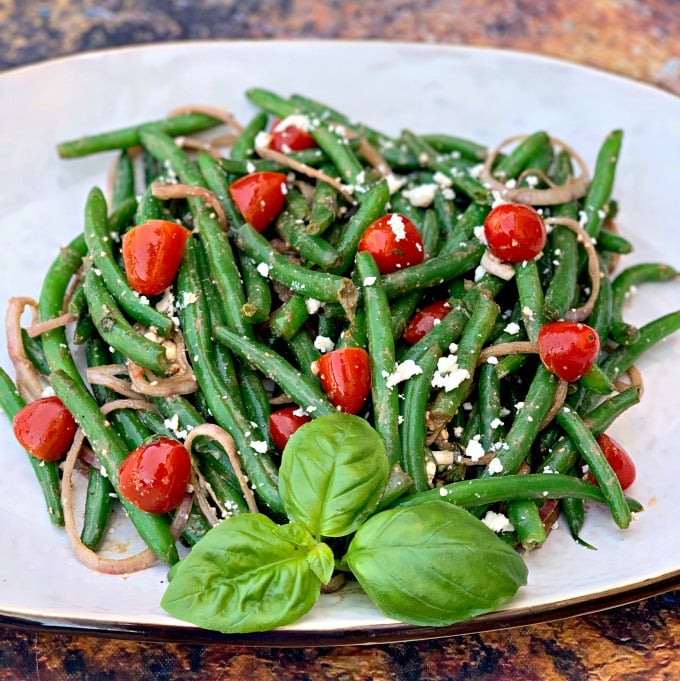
top-left (1, 41), bottom-right (678, 645)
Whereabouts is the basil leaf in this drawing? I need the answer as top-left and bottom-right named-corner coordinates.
top-left (161, 514), bottom-right (324, 633)
top-left (344, 501), bottom-right (528, 626)
top-left (279, 413), bottom-right (390, 538)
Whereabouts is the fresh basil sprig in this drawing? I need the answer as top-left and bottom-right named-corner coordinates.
top-left (161, 413), bottom-right (528, 633)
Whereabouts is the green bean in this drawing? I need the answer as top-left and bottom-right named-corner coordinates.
top-left (586, 255), bottom-right (613, 343)
top-left (429, 290), bottom-right (499, 427)
top-left (310, 122), bottom-right (364, 183)
top-left (276, 187), bottom-right (342, 269)
top-left (356, 251), bottom-right (402, 466)
top-left (239, 252), bottom-right (272, 324)
top-left (440, 202), bottom-right (490, 254)
top-left (579, 363), bottom-right (616, 395)
top-left (110, 149), bottom-right (135, 210)
top-left (135, 183), bottom-right (164, 224)
top-left (218, 157), bottom-right (282, 175)
top-left (399, 130), bottom-right (490, 203)
top-left (108, 195), bottom-right (138, 236)
top-left (214, 324), bottom-right (335, 419)
top-left (307, 165), bottom-right (340, 235)
top-left (433, 189), bottom-right (458, 241)
top-left (83, 186), bottom-right (175, 337)
top-left (231, 111), bottom-right (269, 161)
top-left (20, 330), bottom-right (50, 376)
top-left (0, 368), bottom-right (63, 525)
top-left (507, 499), bottom-right (546, 550)
top-left (600, 310), bottom-right (680, 383)
top-left (555, 407), bottom-right (631, 529)
top-left (246, 87), bottom-right (297, 119)
top-left (332, 179), bottom-right (390, 273)
top-left (336, 306), bottom-right (368, 350)
top-left (232, 222), bottom-right (358, 312)
top-left (483, 363), bottom-right (558, 476)
top-left (597, 229), bottom-right (633, 255)
top-left (57, 113), bottom-right (223, 158)
top-left (390, 292), bottom-right (423, 341)
top-left (287, 327), bottom-right (322, 381)
top-left (268, 295), bottom-right (310, 341)
top-left (38, 234), bottom-right (88, 383)
top-left (543, 151), bottom-right (580, 320)
top-left (583, 130), bottom-right (623, 239)
top-left (381, 239), bottom-right (485, 299)
top-left (83, 268), bottom-right (172, 375)
top-left (492, 131), bottom-right (550, 180)
top-left (562, 495), bottom-right (596, 549)
top-left (178, 241), bottom-right (283, 514)
top-left (514, 260), bottom-right (545, 342)
top-left (478, 362), bottom-right (503, 450)
top-left (49, 369), bottom-right (179, 564)
top-left (400, 344), bottom-right (442, 491)
top-left (610, 263), bottom-right (678, 345)
top-left (419, 133), bottom-right (487, 161)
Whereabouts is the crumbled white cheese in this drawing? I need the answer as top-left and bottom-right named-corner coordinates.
top-left (250, 440), bottom-right (268, 454)
top-left (488, 457), bottom-right (504, 475)
top-left (431, 353), bottom-right (470, 392)
top-left (363, 276), bottom-right (377, 286)
top-left (482, 510), bottom-right (514, 533)
top-left (402, 183), bottom-right (438, 208)
top-left (254, 131), bottom-right (272, 149)
top-left (305, 298), bottom-right (322, 314)
top-left (465, 438), bottom-right (486, 462)
top-left (504, 321), bottom-right (521, 336)
top-left (382, 359), bottom-right (423, 389)
top-left (385, 173), bottom-right (408, 195)
top-left (256, 262), bottom-right (270, 278)
top-left (387, 213), bottom-right (407, 241)
top-left (313, 335), bottom-right (335, 353)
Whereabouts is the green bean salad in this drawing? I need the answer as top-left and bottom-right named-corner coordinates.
top-left (1, 89), bottom-right (679, 634)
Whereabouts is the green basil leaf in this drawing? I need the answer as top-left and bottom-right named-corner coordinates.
top-left (306, 542), bottom-right (336, 585)
top-left (279, 412), bottom-right (390, 538)
top-left (344, 501), bottom-right (528, 626)
top-left (161, 515), bottom-right (323, 633)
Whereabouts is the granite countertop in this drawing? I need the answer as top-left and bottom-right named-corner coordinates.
top-left (1, 1), bottom-right (679, 679)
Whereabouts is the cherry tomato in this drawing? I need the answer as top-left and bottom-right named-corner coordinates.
top-left (118, 437), bottom-right (191, 514)
top-left (270, 117), bottom-right (317, 153)
top-left (121, 219), bottom-right (190, 296)
top-left (483, 203), bottom-right (547, 263)
top-left (229, 171), bottom-right (288, 232)
top-left (316, 347), bottom-right (371, 414)
top-left (402, 300), bottom-right (452, 344)
top-left (357, 213), bottom-right (425, 274)
top-left (12, 396), bottom-right (77, 462)
top-left (537, 321), bottom-right (600, 382)
top-left (269, 405), bottom-right (312, 451)
top-left (594, 433), bottom-right (637, 490)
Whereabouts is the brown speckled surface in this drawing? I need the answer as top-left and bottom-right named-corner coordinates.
top-left (2, 1), bottom-right (680, 679)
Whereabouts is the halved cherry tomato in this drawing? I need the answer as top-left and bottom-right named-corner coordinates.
top-left (270, 117), bottom-right (317, 153)
top-left (12, 396), bottom-right (77, 462)
top-left (537, 320), bottom-right (600, 382)
top-left (269, 405), bottom-right (312, 452)
top-left (316, 347), bottom-right (371, 414)
top-left (594, 433), bottom-right (636, 490)
top-left (122, 219), bottom-right (190, 296)
top-left (118, 437), bottom-right (191, 514)
top-left (483, 203), bottom-right (546, 263)
top-left (229, 171), bottom-right (288, 232)
top-left (357, 213), bottom-right (425, 274)
top-left (402, 300), bottom-right (452, 344)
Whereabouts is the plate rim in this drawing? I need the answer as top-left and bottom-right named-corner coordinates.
top-left (1, 39), bottom-right (678, 646)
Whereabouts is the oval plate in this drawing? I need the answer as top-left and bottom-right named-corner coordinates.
top-left (0, 41), bottom-right (679, 645)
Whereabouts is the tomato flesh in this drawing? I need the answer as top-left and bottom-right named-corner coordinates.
top-left (483, 203), bottom-right (547, 263)
top-left (595, 433), bottom-right (636, 490)
top-left (12, 396), bottom-right (77, 462)
top-left (357, 213), bottom-right (425, 274)
top-left (537, 321), bottom-right (600, 382)
top-left (270, 117), bottom-right (317, 153)
top-left (229, 171), bottom-right (288, 232)
top-left (402, 300), bottom-right (452, 344)
top-left (316, 347), bottom-right (371, 414)
top-left (122, 219), bottom-right (190, 296)
top-left (118, 437), bottom-right (191, 514)
top-left (269, 405), bottom-right (312, 452)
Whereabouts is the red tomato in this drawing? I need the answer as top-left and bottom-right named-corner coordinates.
top-left (402, 300), bottom-right (452, 344)
top-left (122, 219), bottom-right (190, 296)
top-left (595, 433), bottom-right (636, 490)
top-left (269, 406), bottom-right (312, 451)
top-left (357, 213), bottom-right (425, 274)
top-left (229, 171), bottom-right (288, 232)
top-left (316, 347), bottom-right (371, 414)
top-left (270, 117), bottom-right (317, 153)
top-left (483, 203), bottom-right (547, 263)
top-left (118, 437), bottom-right (191, 514)
top-left (12, 396), bottom-right (77, 462)
top-left (537, 321), bottom-right (600, 382)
